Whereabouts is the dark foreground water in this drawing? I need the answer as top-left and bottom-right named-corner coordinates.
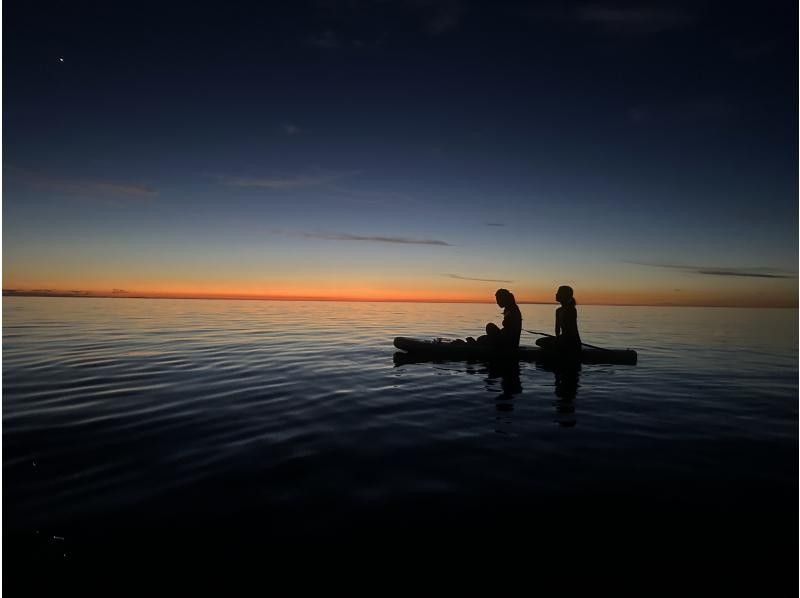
top-left (3, 298), bottom-right (798, 589)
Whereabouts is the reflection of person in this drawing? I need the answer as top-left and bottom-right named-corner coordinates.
top-left (536, 286), bottom-right (581, 355)
top-left (488, 360), bottom-right (522, 397)
top-left (553, 368), bottom-right (579, 427)
top-left (467, 289), bottom-right (522, 350)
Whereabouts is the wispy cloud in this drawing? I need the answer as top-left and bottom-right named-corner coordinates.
top-left (219, 171), bottom-right (356, 189)
top-left (304, 28), bottom-right (375, 50)
top-left (575, 4), bottom-right (695, 33)
top-left (287, 230), bottom-right (451, 246)
top-left (524, 3), bottom-right (694, 35)
top-left (219, 172), bottom-right (423, 207)
top-left (282, 123), bottom-right (301, 136)
top-left (627, 98), bottom-right (737, 126)
top-left (307, 1), bottom-right (463, 43)
top-left (485, 222), bottom-right (506, 227)
top-left (323, 185), bottom-right (424, 206)
top-left (63, 182), bottom-right (157, 198)
top-left (447, 274), bottom-right (513, 283)
top-left (627, 261), bottom-right (796, 279)
top-left (306, 29), bottom-right (341, 49)
top-left (421, 0), bottom-right (464, 35)
top-left (7, 166), bottom-right (157, 199)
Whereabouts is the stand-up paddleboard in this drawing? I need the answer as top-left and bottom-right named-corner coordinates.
top-left (393, 337), bottom-right (637, 365)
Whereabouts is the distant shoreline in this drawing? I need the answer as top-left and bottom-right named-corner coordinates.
top-left (3, 291), bottom-right (796, 308)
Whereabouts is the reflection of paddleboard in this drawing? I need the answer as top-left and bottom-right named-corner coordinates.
top-left (393, 337), bottom-right (637, 365)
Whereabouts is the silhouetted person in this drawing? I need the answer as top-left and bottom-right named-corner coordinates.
top-left (536, 286), bottom-right (581, 359)
top-left (465, 288), bottom-right (522, 350)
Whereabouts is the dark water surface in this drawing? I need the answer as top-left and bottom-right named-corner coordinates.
top-left (4, 298), bottom-right (798, 586)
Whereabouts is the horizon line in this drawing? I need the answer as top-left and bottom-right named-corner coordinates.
top-left (3, 290), bottom-right (797, 309)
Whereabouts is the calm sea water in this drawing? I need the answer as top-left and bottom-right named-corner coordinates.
top-left (3, 297), bottom-right (798, 583)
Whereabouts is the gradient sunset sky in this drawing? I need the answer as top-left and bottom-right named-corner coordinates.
top-left (4, 0), bottom-right (797, 306)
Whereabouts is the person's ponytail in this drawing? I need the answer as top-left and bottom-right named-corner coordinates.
top-left (496, 288), bottom-right (516, 306)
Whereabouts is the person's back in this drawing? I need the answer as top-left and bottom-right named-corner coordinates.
top-left (555, 304), bottom-right (580, 348)
top-left (501, 301), bottom-right (522, 348)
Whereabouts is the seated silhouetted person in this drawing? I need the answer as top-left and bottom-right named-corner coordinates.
top-left (536, 285), bottom-right (581, 357)
top-left (464, 288), bottom-right (522, 350)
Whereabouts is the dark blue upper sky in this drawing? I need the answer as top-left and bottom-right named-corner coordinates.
top-left (4, 0), bottom-right (798, 304)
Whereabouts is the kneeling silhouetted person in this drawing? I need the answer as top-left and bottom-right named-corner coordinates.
top-left (537, 285), bottom-right (581, 358)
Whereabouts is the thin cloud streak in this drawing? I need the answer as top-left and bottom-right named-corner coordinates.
top-left (575, 4), bottom-right (695, 33)
top-left (627, 261), bottom-right (796, 279)
top-left (7, 167), bottom-right (157, 199)
top-left (68, 182), bottom-right (157, 198)
top-left (292, 230), bottom-right (451, 246)
top-left (324, 185), bottom-right (424, 206)
top-left (220, 171), bottom-right (357, 189)
top-left (523, 3), bottom-right (695, 34)
top-left (422, 0), bottom-right (464, 35)
top-left (694, 270), bottom-right (793, 279)
top-left (628, 97), bottom-right (737, 126)
top-left (447, 274), bottom-right (513, 283)
top-left (306, 29), bottom-right (341, 49)
top-left (269, 228), bottom-right (453, 247)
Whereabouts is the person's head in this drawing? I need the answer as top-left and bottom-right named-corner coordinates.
top-left (556, 285), bottom-right (576, 307)
top-left (495, 288), bottom-right (516, 308)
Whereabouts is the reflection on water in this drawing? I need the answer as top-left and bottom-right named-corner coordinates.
top-left (486, 360), bottom-right (523, 399)
top-left (397, 356), bottom-right (580, 427)
top-left (545, 364), bottom-right (580, 428)
top-left (485, 361), bottom-right (522, 436)
top-left (3, 297), bottom-right (797, 580)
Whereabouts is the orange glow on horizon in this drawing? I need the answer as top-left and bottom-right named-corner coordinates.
top-left (6, 252), bottom-right (797, 308)
top-left (3, 284), bottom-right (797, 307)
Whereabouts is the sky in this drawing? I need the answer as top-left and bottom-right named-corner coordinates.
top-left (3, 0), bottom-right (798, 306)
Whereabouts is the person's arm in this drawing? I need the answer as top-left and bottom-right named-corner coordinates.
top-left (554, 309), bottom-right (561, 337)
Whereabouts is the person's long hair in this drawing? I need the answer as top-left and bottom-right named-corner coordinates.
top-left (496, 288), bottom-right (516, 306)
top-left (557, 285), bottom-right (576, 308)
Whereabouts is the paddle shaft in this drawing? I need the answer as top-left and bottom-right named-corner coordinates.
top-left (524, 329), bottom-right (609, 351)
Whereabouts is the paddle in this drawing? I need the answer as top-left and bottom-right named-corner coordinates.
top-left (523, 329), bottom-right (610, 352)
